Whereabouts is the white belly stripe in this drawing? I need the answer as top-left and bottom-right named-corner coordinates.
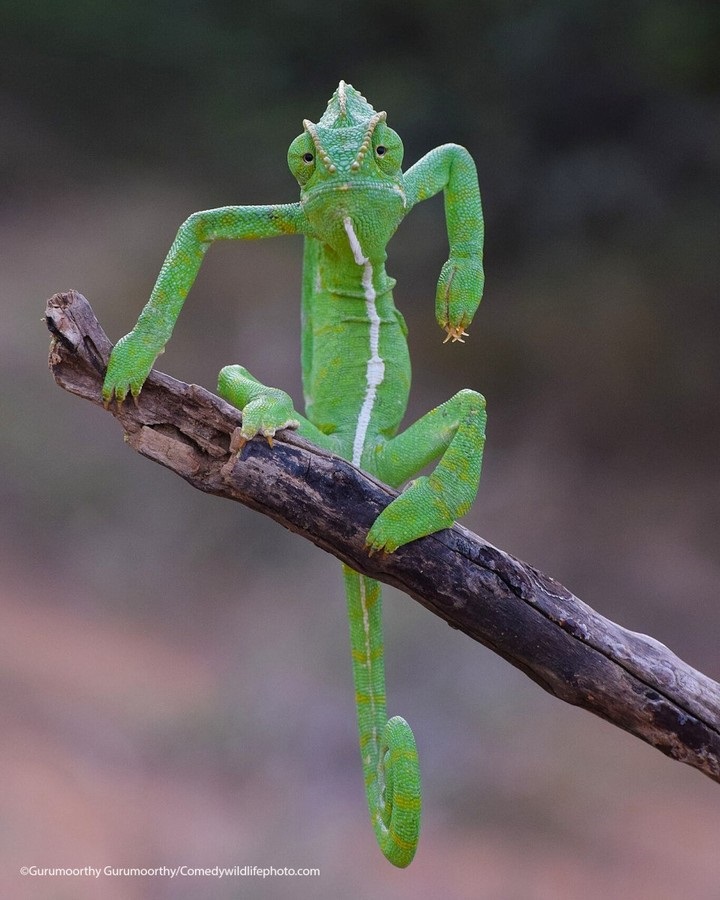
top-left (342, 216), bottom-right (386, 466)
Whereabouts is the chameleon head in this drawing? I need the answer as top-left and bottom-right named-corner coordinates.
top-left (288, 82), bottom-right (407, 255)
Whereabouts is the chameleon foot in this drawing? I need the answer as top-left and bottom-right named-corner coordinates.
top-left (366, 475), bottom-right (457, 553)
top-left (218, 365), bottom-right (299, 451)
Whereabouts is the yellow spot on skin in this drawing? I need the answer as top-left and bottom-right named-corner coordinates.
top-left (390, 793), bottom-right (422, 811)
top-left (388, 831), bottom-right (416, 851)
top-left (352, 647), bottom-right (384, 663)
top-left (355, 691), bottom-right (386, 705)
top-left (389, 748), bottom-right (417, 761)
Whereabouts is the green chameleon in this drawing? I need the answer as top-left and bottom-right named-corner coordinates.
top-left (102, 82), bottom-right (486, 867)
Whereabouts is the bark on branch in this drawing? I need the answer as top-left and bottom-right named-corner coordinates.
top-left (46, 290), bottom-right (720, 784)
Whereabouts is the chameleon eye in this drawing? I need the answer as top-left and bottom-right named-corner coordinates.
top-left (375, 146), bottom-right (387, 156)
top-left (303, 152), bottom-right (314, 163)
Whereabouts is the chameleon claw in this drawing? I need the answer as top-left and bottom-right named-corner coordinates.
top-left (265, 434), bottom-right (274, 448)
top-left (368, 543), bottom-right (391, 557)
top-left (366, 534), bottom-right (391, 556)
top-left (103, 391), bottom-right (123, 410)
top-left (229, 428), bottom-right (248, 455)
top-left (443, 326), bottom-right (469, 344)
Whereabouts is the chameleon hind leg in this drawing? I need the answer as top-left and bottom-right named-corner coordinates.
top-left (366, 389), bottom-right (487, 553)
top-left (343, 566), bottom-right (421, 867)
top-left (217, 364), bottom-right (336, 450)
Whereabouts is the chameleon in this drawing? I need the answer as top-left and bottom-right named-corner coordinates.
top-left (102, 81), bottom-right (486, 867)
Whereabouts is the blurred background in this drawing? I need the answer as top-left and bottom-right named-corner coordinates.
top-left (1, 2), bottom-right (719, 897)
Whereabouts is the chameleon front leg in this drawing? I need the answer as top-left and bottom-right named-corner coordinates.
top-left (217, 364), bottom-right (336, 450)
top-left (102, 203), bottom-right (307, 405)
top-left (343, 567), bottom-right (421, 868)
top-left (366, 389), bottom-right (487, 553)
top-left (404, 143), bottom-right (485, 342)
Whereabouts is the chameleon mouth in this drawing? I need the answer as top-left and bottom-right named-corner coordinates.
top-left (304, 180), bottom-right (407, 204)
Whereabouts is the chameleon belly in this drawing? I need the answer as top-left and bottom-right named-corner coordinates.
top-left (300, 228), bottom-right (411, 468)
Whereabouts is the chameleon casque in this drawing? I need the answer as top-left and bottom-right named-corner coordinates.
top-left (102, 82), bottom-right (486, 867)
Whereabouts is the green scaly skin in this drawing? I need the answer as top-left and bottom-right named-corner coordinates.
top-left (102, 82), bottom-right (486, 867)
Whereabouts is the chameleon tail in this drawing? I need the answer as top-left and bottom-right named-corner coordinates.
top-left (342, 565), bottom-right (421, 867)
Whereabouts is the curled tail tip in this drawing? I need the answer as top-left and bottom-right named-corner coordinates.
top-left (377, 715), bottom-right (422, 867)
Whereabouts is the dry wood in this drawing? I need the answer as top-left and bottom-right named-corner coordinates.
top-left (46, 290), bottom-right (720, 784)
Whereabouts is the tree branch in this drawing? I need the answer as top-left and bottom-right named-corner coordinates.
top-left (46, 290), bottom-right (720, 784)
